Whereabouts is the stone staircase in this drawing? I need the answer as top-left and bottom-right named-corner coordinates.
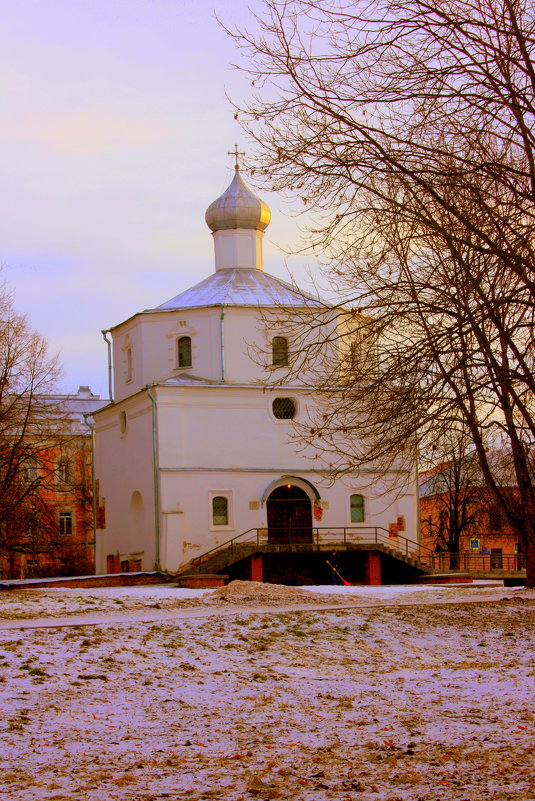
top-left (175, 529), bottom-right (434, 582)
top-left (181, 542), bottom-right (260, 577)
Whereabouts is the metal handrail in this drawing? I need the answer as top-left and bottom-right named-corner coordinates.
top-left (188, 525), bottom-right (435, 572)
top-left (424, 552), bottom-right (526, 572)
top-left (189, 527), bottom-right (260, 569)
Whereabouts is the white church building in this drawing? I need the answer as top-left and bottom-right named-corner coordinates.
top-left (93, 162), bottom-right (419, 584)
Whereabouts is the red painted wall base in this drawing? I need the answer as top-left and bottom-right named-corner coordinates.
top-left (250, 554), bottom-right (263, 582)
top-left (365, 551), bottom-right (382, 585)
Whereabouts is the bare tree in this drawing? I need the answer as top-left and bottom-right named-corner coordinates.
top-left (0, 285), bottom-right (72, 577)
top-left (229, 0), bottom-right (535, 584)
top-left (420, 430), bottom-right (491, 567)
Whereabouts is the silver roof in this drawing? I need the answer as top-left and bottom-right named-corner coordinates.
top-left (41, 386), bottom-right (109, 432)
top-left (149, 268), bottom-right (323, 311)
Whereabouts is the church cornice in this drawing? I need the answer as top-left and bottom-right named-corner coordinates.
top-left (158, 466), bottom-right (411, 475)
top-left (157, 380), bottom-right (317, 391)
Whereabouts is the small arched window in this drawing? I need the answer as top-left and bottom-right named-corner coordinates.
top-left (177, 336), bottom-right (192, 368)
top-left (212, 496), bottom-right (228, 526)
top-left (272, 336), bottom-right (288, 367)
top-left (126, 347), bottom-right (133, 382)
top-left (350, 494), bottom-right (365, 523)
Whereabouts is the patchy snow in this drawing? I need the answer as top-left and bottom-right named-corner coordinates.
top-left (0, 581), bottom-right (523, 623)
top-left (0, 582), bottom-right (533, 800)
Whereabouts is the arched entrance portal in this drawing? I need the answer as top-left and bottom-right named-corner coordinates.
top-left (266, 485), bottom-right (313, 544)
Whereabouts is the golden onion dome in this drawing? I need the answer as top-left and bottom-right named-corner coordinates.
top-left (205, 167), bottom-right (271, 232)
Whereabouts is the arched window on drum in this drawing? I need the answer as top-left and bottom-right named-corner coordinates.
top-left (272, 336), bottom-right (288, 367)
top-left (177, 336), bottom-right (192, 368)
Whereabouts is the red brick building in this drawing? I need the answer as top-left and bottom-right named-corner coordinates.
top-left (419, 455), bottom-right (523, 570)
top-left (0, 386), bottom-right (107, 579)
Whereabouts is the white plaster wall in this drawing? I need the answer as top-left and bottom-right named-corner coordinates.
top-left (155, 385), bottom-right (321, 470)
top-left (111, 308), bottom-right (223, 401)
top-left (221, 306), bottom-right (341, 386)
top-left (110, 303), bottom-right (344, 400)
top-left (94, 392), bottom-right (156, 572)
top-left (157, 468), bottom-right (418, 572)
top-left (213, 229), bottom-right (264, 270)
top-left (98, 301), bottom-right (415, 575)
top-left (153, 384), bottom-right (418, 571)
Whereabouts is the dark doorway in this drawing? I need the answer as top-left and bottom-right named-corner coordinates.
top-left (266, 485), bottom-right (313, 543)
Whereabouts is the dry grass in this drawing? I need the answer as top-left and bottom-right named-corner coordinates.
top-left (0, 588), bottom-right (533, 799)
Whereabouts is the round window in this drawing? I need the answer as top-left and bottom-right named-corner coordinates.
top-left (272, 397), bottom-right (296, 419)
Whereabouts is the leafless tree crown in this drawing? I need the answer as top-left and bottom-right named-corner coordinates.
top-left (228, 0), bottom-right (535, 583)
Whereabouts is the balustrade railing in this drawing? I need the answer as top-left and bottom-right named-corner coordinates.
top-left (189, 525), bottom-right (433, 572)
top-left (187, 525), bottom-right (526, 575)
top-left (421, 552), bottom-right (526, 572)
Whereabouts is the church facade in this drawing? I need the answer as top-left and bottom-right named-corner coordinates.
top-left (93, 164), bottom-right (419, 581)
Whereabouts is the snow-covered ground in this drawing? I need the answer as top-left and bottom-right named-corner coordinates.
top-left (0, 581), bottom-right (533, 800)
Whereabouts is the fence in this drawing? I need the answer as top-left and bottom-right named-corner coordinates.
top-left (419, 551), bottom-right (526, 572)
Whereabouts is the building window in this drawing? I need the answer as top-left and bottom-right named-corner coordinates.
top-left (24, 457), bottom-right (39, 484)
top-left (489, 505), bottom-right (503, 531)
top-left (212, 496), bottom-right (229, 526)
top-left (349, 338), bottom-right (359, 371)
top-left (59, 512), bottom-right (73, 538)
top-left (97, 501), bottom-right (106, 529)
top-left (126, 347), bottom-right (133, 382)
top-left (120, 410), bottom-right (127, 434)
top-left (350, 494), bottom-right (365, 523)
top-left (272, 397), bottom-right (296, 419)
top-left (120, 559), bottom-right (130, 573)
top-left (177, 336), bottom-right (192, 368)
top-left (27, 518), bottom-right (40, 542)
top-left (56, 457), bottom-right (71, 484)
top-left (272, 336), bottom-right (288, 367)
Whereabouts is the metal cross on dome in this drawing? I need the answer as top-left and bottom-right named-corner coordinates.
top-left (228, 144), bottom-right (245, 170)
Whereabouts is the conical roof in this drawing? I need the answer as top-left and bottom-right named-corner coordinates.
top-left (205, 167), bottom-right (271, 232)
top-left (150, 268), bottom-right (322, 310)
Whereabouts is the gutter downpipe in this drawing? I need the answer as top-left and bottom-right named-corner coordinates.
top-left (220, 304), bottom-right (226, 382)
top-left (415, 437), bottom-right (421, 558)
top-left (101, 330), bottom-right (114, 403)
top-left (145, 384), bottom-right (161, 571)
top-left (82, 413), bottom-right (97, 572)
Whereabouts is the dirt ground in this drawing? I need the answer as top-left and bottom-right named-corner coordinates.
top-left (0, 582), bottom-right (533, 800)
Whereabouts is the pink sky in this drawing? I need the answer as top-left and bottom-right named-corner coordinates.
top-left (0, 0), bottom-right (313, 397)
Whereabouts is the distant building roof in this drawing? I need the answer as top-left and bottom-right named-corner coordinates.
top-left (419, 449), bottom-right (519, 496)
top-left (42, 386), bottom-right (109, 433)
top-left (148, 268), bottom-right (324, 311)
